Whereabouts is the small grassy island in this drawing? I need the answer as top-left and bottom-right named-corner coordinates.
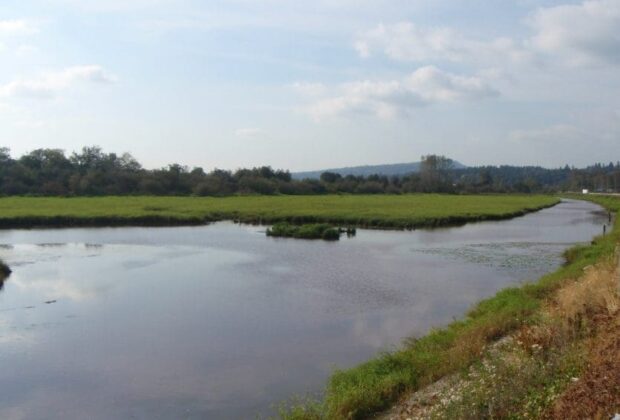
top-left (0, 259), bottom-right (11, 280)
top-left (266, 222), bottom-right (355, 240)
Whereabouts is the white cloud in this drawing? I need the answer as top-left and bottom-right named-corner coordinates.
top-left (355, 22), bottom-right (464, 62)
top-left (0, 19), bottom-right (38, 36)
top-left (290, 82), bottom-right (328, 97)
top-left (302, 66), bottom-right (498, 120)
top-left (15, 44), bottom-right (39, 57)
top-left (354, 22), bottom-right (533, 65)
top-left (0, 65), bottom-right (116, 99)
top-left (235, 127), bottom-right (262, 138)
top-left (529, 0), bottom-right (620, 66)
top-left (509, 124), bottom-right (580, 143)
top-left (406, 66), bottom-right (498, 102)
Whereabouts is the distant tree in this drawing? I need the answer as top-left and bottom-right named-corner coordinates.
top-left (356, 181), bottom-right (384, 194)
top-left (419, 155), bottom-right (454, 192)
top-left (478, 169), bottom-right (493, 187)
top-left (320, 172), bottom-right (342, 183)
top-left (0, 145), bottom-right (617, 196)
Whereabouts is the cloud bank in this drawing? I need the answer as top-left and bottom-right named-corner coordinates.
top-left (304, 66), bottom-right (498, 120)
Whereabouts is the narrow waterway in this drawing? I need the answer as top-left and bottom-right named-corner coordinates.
top-left (0, 199), bottom-right (608, 419)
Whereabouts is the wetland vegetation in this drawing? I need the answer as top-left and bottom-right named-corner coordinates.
top-left (0, 259), bottom-right (10, 279)
top-left (266, 223), bottom-right (352, 240)
top-left (0, 194), bottom-right (559, 229)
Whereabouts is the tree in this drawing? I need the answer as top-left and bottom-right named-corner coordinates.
top-left (419, 155), bottom-right (454, 192)
top-left (320, 172), bottom-right (342, 183)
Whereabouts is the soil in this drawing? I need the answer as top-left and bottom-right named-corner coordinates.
top-left (545, 314), bottom-right (620, 419)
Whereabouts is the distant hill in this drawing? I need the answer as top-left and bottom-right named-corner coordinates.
top-left (292, 160), bottom-right (467, 179)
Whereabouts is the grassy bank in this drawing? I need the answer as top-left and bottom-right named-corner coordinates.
top-left (279, 195), bottom-right (619, 420)
top-left (0, 195), bottom-right (558, 229)
top-left (416, 255), bottom-right (619, 418)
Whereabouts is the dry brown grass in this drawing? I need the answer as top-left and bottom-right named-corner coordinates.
top-left (554, 259), bottom-right (619, 323)
top-left (543, 254), bottom-right (620, 419)
top-left (517, 257), bottom-right (620, 355)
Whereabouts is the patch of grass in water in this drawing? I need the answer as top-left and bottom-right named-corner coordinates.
top-left (267, 223), bottom-right (344, 240)
top-left (0, 259), bottom-right (11, 280)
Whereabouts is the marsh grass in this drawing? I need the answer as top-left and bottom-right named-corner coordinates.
top-left (266, 223), bottom-right (356, 240)
top-left (0, 259), bottom-right (10, 278)
top-left (278, 195), bottom-right (620, 420)
top-left (267, 223), bottom-right (341, 240)
top-left (0, 259), bottom-right (11, 290)
top-left (0, 194), bottom-right (558, 229)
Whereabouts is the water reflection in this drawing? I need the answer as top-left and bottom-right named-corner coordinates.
top-left (0, 199), bottom-right (609, 419)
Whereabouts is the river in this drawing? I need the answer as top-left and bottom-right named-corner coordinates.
top-left (0, 199), bottom-right (608, 419)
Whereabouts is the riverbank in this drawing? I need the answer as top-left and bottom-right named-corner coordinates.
top-left (0, 195), bottom-right (558, 230)
top-left (379, 246), bottom-right (619, 419)
top-left (279, 196), bottom-right (619, 419)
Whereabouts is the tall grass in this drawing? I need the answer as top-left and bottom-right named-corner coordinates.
top-left (279, 195), bottom-right (620, 420)
top-left (0, 195), bottom-right (558, 229)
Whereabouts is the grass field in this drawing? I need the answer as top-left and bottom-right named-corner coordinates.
top-left (278, 195), bottom-right (620, 419)
top-left (0, 194), bottom-right (559, 229)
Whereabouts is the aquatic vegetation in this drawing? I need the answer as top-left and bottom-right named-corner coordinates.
top-left (267, 223), bottom-right (342, 240)
top-left (0, 259), bottom-right (11, 280)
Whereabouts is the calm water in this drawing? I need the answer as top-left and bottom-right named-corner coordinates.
top-left (0, 199), bottom-right (608, 419)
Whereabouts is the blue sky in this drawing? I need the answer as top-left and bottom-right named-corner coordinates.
top-left (1, 0), bottom-right (619, 171)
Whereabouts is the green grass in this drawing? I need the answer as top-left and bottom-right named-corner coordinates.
top-left (0, 194), bottom-right (559, 229)
top-left (278, 195), bottom-right (620, 420)
top-left (267, 223), bottom-right (342, 240)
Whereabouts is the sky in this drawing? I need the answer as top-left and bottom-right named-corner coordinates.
top-left (0, 0), bottom-right (619, 171)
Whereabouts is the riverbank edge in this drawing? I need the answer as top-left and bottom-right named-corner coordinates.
top-left (278, 195), bottom-right (619, 420)
top-left (0, 197), bottom-right (559, 230)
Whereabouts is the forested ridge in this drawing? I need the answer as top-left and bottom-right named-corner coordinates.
top-left (0, 147), bottom-right (618, 196)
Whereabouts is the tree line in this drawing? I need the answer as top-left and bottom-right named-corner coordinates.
top-left (0, 147), bottom-right (618, 196)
